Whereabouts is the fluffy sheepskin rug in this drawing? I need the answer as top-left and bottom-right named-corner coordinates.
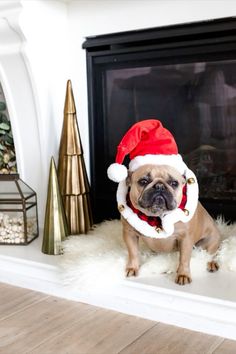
top-left (60, 218), bottom-right (236, 291)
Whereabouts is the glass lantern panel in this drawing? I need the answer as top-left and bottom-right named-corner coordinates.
top-left (0, 209), bottom-right (25, 244)
top-left (0, 180), bottom-right (22, 200)
top-left (17, 179), bottom-right (35, 198)
top-left (0, 203), bottom-right (23, 211)
top-left (26, 205), bottom-right (38, 242)
top-left (25, 195), bottom-right (37, 207)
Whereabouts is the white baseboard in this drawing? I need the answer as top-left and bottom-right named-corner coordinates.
top-left (0, 254), bottom-right (61, 297)
top-left (0, 250), bottom-right (236, 341)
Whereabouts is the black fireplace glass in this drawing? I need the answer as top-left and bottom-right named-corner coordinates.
top-left (105, 60), bottom-right (236, 203)
top-left (84, 18), bottom-right (236, 222)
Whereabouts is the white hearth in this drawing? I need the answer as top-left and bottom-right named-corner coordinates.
top-left (0, 238), bottom-right (236, 341)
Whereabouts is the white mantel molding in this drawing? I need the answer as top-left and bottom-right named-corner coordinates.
top-left (0, 0), bottom-right (44, 221)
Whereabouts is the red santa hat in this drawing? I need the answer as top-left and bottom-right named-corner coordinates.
top-left (107, 119), bottom-right (199, 239)
top-left (108, 119), bottom-right (182, 181)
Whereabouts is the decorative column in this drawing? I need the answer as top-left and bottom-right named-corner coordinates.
top-left (0, 1), bottom-right (44, 224)
top-left (58, 80), bottom-right (93, 235)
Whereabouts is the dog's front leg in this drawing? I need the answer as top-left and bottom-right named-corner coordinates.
top-left (122, 219), bottom-right (140, 277)
top-left (176, 236), bottom-right (193, 285)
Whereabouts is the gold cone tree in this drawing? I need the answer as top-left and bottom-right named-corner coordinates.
top-left (42, 157), bottom-right (68, 255)
top-left (58, 80), bottom-right (93, 235)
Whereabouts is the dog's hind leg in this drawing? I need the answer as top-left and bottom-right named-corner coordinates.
top-left (197, 229), bottom-right (221, 273)
top-left (206, 234), bottom-right (221, 272)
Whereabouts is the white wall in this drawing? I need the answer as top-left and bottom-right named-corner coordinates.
top-left (67, 0), bottom-right (236, 173)
top-left (18, 0), bottom-right (71, 224)
top-left (20, 0), bottom-right (71, 175)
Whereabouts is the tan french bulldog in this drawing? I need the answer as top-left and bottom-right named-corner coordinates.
top-left (122, 164), bottom-right (221, 285)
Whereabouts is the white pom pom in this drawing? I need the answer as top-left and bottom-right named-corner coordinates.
top-left (107, 163), bottom-right (128, 183)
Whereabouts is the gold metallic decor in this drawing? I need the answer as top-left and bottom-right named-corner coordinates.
top-left (118, 204), bottom-right (125, 213)
top-left (187, 178), bottom-right (196, 184)
top-left (42, 157), bottom-right (68, 255)
top-left (0, 174), bottom-right (38, 245)
top-left (58, 80), bottom-right (93, 235)
top-left (183, 209), bottom-right (190, 216)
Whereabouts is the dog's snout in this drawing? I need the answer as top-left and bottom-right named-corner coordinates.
top-left (153, 182), bottom-right (165, 192)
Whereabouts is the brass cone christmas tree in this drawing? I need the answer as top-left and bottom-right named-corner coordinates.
top-left (58, 80), bottom-right (93, 235)
top-left (42, 157), bottom-right (68, 255)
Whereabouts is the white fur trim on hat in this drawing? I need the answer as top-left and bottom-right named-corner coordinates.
top-left (129, 154), bottom-right (186, 175)
top-left (107, 163), bottom-right (128, 183)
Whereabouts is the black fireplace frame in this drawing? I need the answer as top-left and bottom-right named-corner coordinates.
top-left (83, 17), bottom-right (236, 223)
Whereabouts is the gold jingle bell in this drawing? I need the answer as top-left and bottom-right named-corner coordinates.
top-left (118, 204), bottom-right (125, 213)
top-left (155, 227), bottom-right (162, 233)
top-left (187, 177), bottom-right (195, 184)
top-left (183, 208), bottom-right (190, 216)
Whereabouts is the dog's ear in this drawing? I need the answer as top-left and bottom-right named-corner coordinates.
top-left (126, 171), bottom-right (133, 186)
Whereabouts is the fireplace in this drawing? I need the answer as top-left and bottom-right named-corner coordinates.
top-left (83, 17), bottom-right (236, 223)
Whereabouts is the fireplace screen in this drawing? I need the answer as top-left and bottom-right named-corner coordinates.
top-left (105, 60), bottom-right (236, 203)
top-left (84, 18), bottom-right (236, 222)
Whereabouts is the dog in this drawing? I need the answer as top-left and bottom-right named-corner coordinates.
top-left (122, 164), bottom-right (221, 285)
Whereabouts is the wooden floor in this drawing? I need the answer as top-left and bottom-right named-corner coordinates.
top-left (0, 283), bottom-right (235, 354)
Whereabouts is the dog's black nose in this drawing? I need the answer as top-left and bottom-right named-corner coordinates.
top-left (153, 182), bottom-right (165, 192)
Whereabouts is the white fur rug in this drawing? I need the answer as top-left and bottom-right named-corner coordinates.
top-left (60, 218), bottom-right (236, 291)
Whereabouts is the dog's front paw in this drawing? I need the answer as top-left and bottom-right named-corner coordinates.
top-left (175, 274), bottom-right (192, 285)
top-left (126, 266), bottom-right (139, 277)
top-left (207, 261), bottom-right (219, 272)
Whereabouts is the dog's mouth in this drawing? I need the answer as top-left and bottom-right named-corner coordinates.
top-left (138, 190), bottom-right (177, 215)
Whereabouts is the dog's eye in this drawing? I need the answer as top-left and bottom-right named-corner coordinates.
top-left (169, 180), bottom-right (179, 188)
top-left (138, 178), bottom-right (150, 187)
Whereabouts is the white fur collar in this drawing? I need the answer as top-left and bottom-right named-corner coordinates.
top-left (116, 169), bottom-right (199, 239)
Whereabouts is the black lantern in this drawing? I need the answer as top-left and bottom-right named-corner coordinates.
top-left (0, 174), bottom-right (39, 245)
